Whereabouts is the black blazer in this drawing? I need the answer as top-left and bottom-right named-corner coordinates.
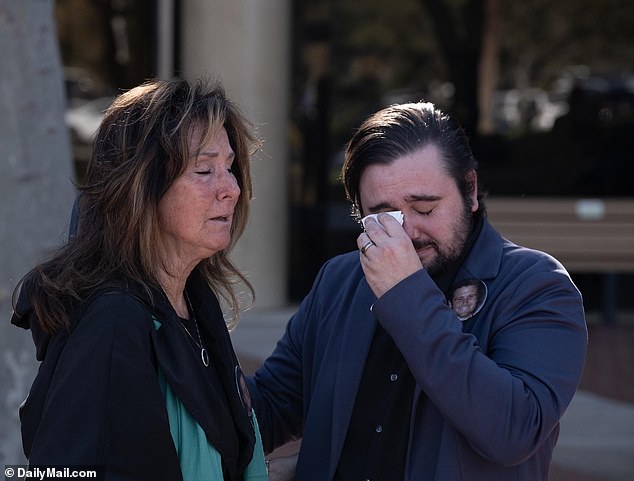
top-left (12, 270), bottom-right (254, 481)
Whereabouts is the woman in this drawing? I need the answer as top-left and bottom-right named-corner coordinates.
top-left (12, 79), bottom-right (268, 481)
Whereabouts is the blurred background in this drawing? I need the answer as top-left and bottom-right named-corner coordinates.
top-left (1, 1), bottom-right (633, 479)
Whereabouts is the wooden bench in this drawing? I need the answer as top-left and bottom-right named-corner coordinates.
top-left (486, 197), bottom-right (634, 323)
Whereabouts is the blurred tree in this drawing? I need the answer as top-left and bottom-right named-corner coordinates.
top-left (499, 0), bottom-right (634, 89)
top-left (418, 0), bottom-right (484, 136)
top-left (0, 0), bottom-right (76, 466)
top-left (478, 0), bottom-right (500, 135)
top-left (331, 0), bottom-right (443, 145)
top-left (323, 0), bottom-right (634, 140)
top-left (328, 0), bottom-right (497, 137)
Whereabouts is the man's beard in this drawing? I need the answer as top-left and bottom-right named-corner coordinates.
top-left (413, 202), bottom-right (473, 277)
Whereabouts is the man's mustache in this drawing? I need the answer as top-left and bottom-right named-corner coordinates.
top-left (412, 239), bottom-right (437, 251)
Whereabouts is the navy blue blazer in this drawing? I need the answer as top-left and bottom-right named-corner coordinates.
top-left (249, 219), bottom-right (587, 481)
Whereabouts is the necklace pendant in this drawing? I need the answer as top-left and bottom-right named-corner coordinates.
top-left (201, 347), bottom-right (210, 367)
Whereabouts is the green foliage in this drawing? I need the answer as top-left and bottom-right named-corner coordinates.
top-left (316, 0), bottom-right (633, 144)
top-left (499, 0), bottom-right (634, 87)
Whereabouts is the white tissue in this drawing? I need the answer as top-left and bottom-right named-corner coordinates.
top-left (361, 210), bottom-right (404, 229)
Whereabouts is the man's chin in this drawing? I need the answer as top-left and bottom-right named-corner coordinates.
top-left (420, 254), bottom-right (440, 274)
top-left (421, 252), bottom-right (455, 278)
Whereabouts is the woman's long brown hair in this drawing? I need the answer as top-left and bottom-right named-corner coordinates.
top-left (14, 78), bottom-right (259, 333)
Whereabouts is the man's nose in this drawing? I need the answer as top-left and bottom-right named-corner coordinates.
top-left (403, 217), bottom-right (420, 240)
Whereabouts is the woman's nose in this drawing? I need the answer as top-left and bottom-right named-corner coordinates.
top-left (217, 171), bottom-right (240, 200)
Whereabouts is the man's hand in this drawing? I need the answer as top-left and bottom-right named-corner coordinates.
top-left (357, 213), bottom-right (422, 298)
top-left (267, 453), bottom-right (298, 481)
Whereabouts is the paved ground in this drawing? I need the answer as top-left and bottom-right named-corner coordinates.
top-left (579, 323), bottom-right (634, 404)
top-left (550, 322), bottom-right (634, 481)
top-left (231, 310), bottom-right (634, 481)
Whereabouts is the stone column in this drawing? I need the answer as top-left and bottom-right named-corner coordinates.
top-left (0, 0), bottom-right (76, 465)
top-left (181, 0), bottom-right (290, 309)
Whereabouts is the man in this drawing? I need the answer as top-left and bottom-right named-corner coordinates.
top-left (248, 102), bottom-right (587, 481)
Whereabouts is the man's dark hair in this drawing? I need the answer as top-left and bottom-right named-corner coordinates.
top-left (341, 101), bottom-right (486, 218)
top-left (452, 278), bottom-right (486, 300)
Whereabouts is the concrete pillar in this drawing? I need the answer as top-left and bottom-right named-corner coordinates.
top-left (0, 0), bottom-right (76, 465)
top-left (181, 0), bottom-right (290, 309)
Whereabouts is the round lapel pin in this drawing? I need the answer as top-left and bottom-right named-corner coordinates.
top-left (449, 279), bottom-right (487, 321)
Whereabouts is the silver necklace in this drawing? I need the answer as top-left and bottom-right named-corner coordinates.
top-left (181, 293), bottom-right (210, 367)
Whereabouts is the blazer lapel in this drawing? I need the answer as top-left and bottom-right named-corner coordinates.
top-left (151, 316), bottom-right (230, 445)
top-left (147, 276), bottom-right (242, 464)
top-left (460, 219), bottom-right (504, 281)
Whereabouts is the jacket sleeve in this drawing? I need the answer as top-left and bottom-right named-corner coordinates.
top-left (25, 293), bottom-right (181, 481)
top-left (247, 308), bottom-right (309, 453)
top-left (247, 261), bottom-right (336, 453)
top-left (373, 251), bottom-right (588, 466)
